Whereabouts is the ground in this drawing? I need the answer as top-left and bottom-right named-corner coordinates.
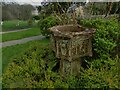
top-left (1, 18), bottom-right (119, 88)
top-left (2, 39), bottom-right (49, 73)
top-left (1, 20), bottom-right (45, 73)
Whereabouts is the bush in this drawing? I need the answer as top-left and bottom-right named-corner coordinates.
top-left (79, 57), bottom-right (119, 88)
top-left (28, 19), bottom-right (33, 26)
top-left (2, 45), bottom-right (55, 88)
top-left (32, 15), bottom-right (40, 20)
top-left (2, 18), bottom-right (119, 88)
top-left (2, 44), bottom-right (119, 88)
top-left (79, 18), bottom-right (119, 59)
top-left (2, 45), bottom-right (74, 88)
top-left (39, 15), bottom-right (61, 37)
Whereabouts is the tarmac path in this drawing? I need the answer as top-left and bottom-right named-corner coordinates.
top-left (0, 28), bottom-right (31, 34)
top-left (0, 35), bottom-right (45, 48)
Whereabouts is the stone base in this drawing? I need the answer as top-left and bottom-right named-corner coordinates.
top-left (59, 58), bottom-right (81, 77)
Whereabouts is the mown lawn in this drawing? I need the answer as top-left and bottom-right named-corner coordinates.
top-left (1, 27), bottom-right (41, 42)
top-left (2, 20), bottom-right (37, 31)
top-left (2, 39), bottom-right (50, 73)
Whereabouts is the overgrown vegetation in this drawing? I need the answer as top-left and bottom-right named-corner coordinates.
top-left (2, 1), bottom-right (119, 88)
top-left (2, 39), bottom-right (50, 73)
top-left (2, 42), bottom-right (119, 88)
top-left (39, 15), bottom-right (61, 37)
top-left (32, 15), bottom-right (40, 20)
top-left (79, 18), bottom-right (119, 59)
top-left (2, 18), bottom-right (119, 89)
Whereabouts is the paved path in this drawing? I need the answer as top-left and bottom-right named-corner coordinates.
top-left (0, 28), bottom-right (31, 34)
top-left (0, 35), bottom-right (45, 48)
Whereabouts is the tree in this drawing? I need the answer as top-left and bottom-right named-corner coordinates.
top-left (2, 2), bottom-right (34, 20)
top-left (105, 2), bottom-right (113, 17)
top-left (36, 6), bottom-right (42, 13)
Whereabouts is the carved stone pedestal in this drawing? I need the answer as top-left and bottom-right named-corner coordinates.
top-left (49, 25), bottom-right (95, 76)
top-left (60, 58), bottom-right (81, 76)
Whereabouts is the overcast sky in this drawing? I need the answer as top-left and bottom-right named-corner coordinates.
top-left (15, 0), bottom-right (43, 6)
top-left (2, 0), bottom-right (43, 6)
top-left (2, 0), bottom-right (120, 6)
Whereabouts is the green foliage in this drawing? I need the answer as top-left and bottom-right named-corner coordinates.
top-left (2, 18), bottom-right (119, 88)
top-left (2, 45), bottom-right (55, 88)
top-left (2, 39), bottom-right (50, 73)
top-left (79, 57), bottom-right (119, 88)
top-left (2, 44), bottom-right (119, 88)
top-left (80, 18), bottom-right (119, 58)
top-left (32, 15), bottom-right (40, 20)
top-left (27, 19), bottom-right (33, 26)
top-left (37, 13), bottom-right (48, 26)
top-left (2, 44), bottom-right (77, 88)
top-left (39, 15), bottom-right (61, 37)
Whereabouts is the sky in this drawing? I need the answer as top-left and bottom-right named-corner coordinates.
top-left (2, 0), bottom-right (120, 6)
top-left (14, 0), bottom-right (43, 6)
top-left (2, 0), bottom-right (44, 6)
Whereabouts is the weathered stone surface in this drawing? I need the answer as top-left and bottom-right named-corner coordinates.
top-left (59, 58), bottom-right (81, 76)
top-left (49, 25), bottom-right (95, 76)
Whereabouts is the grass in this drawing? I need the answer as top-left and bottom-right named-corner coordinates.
top-left (1, 27), bottom-right (41, 42)
top-left (2, 39), bottom-right (50, 73)
top-left (2, 20), bottom-right (37, 31)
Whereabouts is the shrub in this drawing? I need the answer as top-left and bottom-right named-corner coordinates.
top-left (2, 18), bottom-right (119, 88)
top-left (79, 57), bottom-right (119, 89)
top-left (2, 45), bottom-right (74, 88)
top-left (79, 18), bottom-right (119, 59)
top-left (39, 15), bottom-right (61, 37)
top-left (2, 44), bottom-right (119, 88)
top-left (32, 15), bottom-right (40, 20)
top-left (2, 45), bottom-right (54, 88)
top-left (28, 19), bottom-right (33, 26)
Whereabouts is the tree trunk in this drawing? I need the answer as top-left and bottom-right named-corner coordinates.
top-left (118, 2), bottom-right (120, 22)
top-left (105, 2), bottom-right (113, 17)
